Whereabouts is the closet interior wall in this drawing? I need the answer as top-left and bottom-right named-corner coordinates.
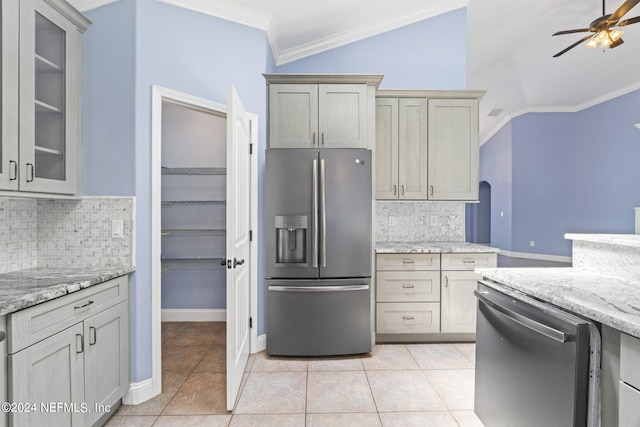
top-left (161, 101), bottom-right (227, 313)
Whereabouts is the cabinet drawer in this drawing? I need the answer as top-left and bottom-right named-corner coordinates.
top-left (620, 381), bottom-right (640, 427)
top-left (621, 333), bottom-right (640, 389)
top-left (376, 271), bottom-right (440, 302)
top-left (441, 253), bottom-right (497, 271)
top-left (376, 253), bottom-right (440, 271)
top-left (376, 302), bottom-right (440, 334)
top-left (8, 275), bottom-right (128, 354)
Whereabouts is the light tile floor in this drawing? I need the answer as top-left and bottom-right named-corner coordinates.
top-left (106, 322), bottom-right (484, 426)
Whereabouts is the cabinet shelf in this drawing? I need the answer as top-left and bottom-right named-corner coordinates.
top-left (35, 145), bottom-right (63, 156)
top-left (162, 200), bottom-right (225, 206)
top-left (161, 258), bottom-right (226, 271)
top-left (162, 229), bottom-right (226, 236)
top-left (35, 99), bottom-right (62, 114)
top-left (161, 167), bottom-right (226, 176)
top-left (35, 53), bottom-right (63, 73)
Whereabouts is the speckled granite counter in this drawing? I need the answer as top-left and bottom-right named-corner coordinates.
top-left (0, 266), bottom-right (134, 316)
top-left (477, 233), bottom-right (640, 339)
top-left (376, 241), bottom-right (500, 254)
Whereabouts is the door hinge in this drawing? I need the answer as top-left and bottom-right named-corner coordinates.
top-left (249, 143), bottom-right (253, 155)
top-left (249, 230), bottom-right (253, 241)
top-left (249, 317), bottom-right (253, 329)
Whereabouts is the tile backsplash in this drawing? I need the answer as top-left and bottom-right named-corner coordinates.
top-left (0, 197), bottom-right (135, 274)
top-left (376, 201), bottom-right (465, 242)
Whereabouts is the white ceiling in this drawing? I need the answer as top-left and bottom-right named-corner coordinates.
top-left (76, 0), bottom-right (640, 143)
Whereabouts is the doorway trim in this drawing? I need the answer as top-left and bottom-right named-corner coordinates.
top-left (149, 85), bottom-right (259, 399)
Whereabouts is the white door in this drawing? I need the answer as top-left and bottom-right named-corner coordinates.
top-left (226, 84), bottom-right (252, 411)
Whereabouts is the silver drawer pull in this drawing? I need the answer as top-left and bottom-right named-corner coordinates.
top-left (463, 260), bottom-right (475, 264)
top-left (402, 284), bottom-right (415, 289)
top-left (402, 316), bottom-right (415, 320)
top-left (74, 300), bottom-right (94, 310)
top-left (402, 259), bottom-right (414, 264)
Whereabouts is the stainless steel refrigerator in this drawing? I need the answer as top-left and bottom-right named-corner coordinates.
top-left (265, 148), bottom-right (372, 356)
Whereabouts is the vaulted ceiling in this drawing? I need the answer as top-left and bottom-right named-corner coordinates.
top-left (74, 0), bottom-right (640, 143)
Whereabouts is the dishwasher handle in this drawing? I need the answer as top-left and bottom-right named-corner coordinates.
top-left (474, 290), bottom-right (568, 343)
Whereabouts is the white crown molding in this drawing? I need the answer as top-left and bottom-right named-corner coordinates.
top-left (480, 81), bottom-right (640, 146)
top-left (157, 0), bottom-right (271, 30)
top-left (275, 0), bottom-right (467, 65)
top-left (68, 0), bottom-right (119, 13)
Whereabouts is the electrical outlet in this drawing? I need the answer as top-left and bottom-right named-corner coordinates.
top-left (430, 216), bottom-right (438, 226)
top-left (112, 220), bottom-right (124, 239)
top-left (529, 240), bottom-right (535, 247)
top-left (388, 216), bottom-right (396, 226)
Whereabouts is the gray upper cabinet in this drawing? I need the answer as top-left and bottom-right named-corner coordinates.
top-left (265, 74), bottom-right (382, 149)
top-left (375, 91), bottom-right (484, 201)
top-left (0, 0), bottom-right (90, 196)
top-left (428, 98), bottom-right (479, 201)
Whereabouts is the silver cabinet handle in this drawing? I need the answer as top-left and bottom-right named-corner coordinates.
top-left (89, 326), bottom-right (97, 346)
top-left (312, 132), bottom-right (316, 145)
top-left (402, 316), bottom-right (415, 320)
top-left (74, 300), bottom-right (94, 311)
top-left (430, 185), bottom-right (434, 196)
top-left (402, 259), bottom-right (414, 264)
top-left (474, 290), bottom-right (568, 343)
top-left (9, 161), bottom-right (17, 181)
top-left (401, 185), bottom-right (405, 195)
top-left (321, 133), bottom-right (325, 145)
top-left (393, 184), bottom-right (397, 195)
top-left (402, 284), bottom-right (415, 289)
top-left (312, 159), bottom-right (318, 268)
top-left (26, 163), bottom-right (35, 182)
top-left (444, 276), bottom-right (449, 287)
top-left (463, 260), bottom-right (475, 264)
top-left (76, 334), bottom-right (84, 354)
top-left (320, 158), bottom-right (327, 267)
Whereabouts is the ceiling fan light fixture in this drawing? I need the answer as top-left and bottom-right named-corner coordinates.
top-left (610, 29), bottom-right (624, 40)
top-left (586, 38), bottom-right (599, 48)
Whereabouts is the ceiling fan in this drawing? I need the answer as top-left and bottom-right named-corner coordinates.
top-left (552, 0), bottom-right (640, 57)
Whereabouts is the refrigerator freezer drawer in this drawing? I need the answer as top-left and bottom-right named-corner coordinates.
top-left (266, 279), bottom-right (371, 356)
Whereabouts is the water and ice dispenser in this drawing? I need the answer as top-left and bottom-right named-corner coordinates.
top-left (275, 215), bottom-right (307, 265)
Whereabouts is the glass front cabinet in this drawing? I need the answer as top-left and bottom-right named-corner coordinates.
top-left (1, 0), bottom-right (89, 195)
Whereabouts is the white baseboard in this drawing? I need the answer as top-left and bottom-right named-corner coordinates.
top-left (122, 378), bottom-right (155, 405)
top-left (256, 334), bottom-right (266, 353)
top-left (499, 250), bottom-right (572, 263)
top-left (161, 309), bottom-right (226, 322)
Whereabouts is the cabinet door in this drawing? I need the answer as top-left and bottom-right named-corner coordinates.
top-left (9, 323), bottom-right (85, 427)
top-left (441, 270), bottom-right (480, 333)
top-left (375, 98), bottom-right (398, 199)
top-left (318, 84), bottom-right (368, 148)
top-left (428, 99), bottom-right (479, 201)
top-left (0, 0), bottom-right (19, 190)
top-left (19, 0), bottom-right (82, 194)
top-left (269, 84), bottom-right (318, 148)
top-left (398, 98), bottom-right (428, 199)
top-left (84, 302), bottom-right (129, 426)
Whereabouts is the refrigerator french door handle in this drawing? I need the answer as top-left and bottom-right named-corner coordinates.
top-left (268, 285), bottom-right (369, 292)
top-left (312, 159), bottom-right (319, 268)
top-left (320, 158), bottom-right (327, 268)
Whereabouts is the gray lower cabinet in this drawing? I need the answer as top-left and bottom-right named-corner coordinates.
top-left (620, 332), bottom-right (640, 426)
top-left (6, 276), bottom-right (129, 427)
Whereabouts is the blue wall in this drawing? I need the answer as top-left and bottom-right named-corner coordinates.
top-left (479, 121), bottom-right (513, 251)
top-left (82, 2), bottom-right (468, 386)
top-left (275, 8), bottom-right (467, 90)
top-left (480, 89), bottom-right (640, 257)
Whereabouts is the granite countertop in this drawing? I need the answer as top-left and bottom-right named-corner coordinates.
top-left (0, 266), bottom-right (135, 316)
top-left (476, 267), bottom-right (640, 339)
top-left (566, 233), bottom-right (640, 248)
top-left (376, 241), bottom-right (501, 254)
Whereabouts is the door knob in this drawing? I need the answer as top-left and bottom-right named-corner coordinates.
top-left (233, 258), bottom-right (245, 268)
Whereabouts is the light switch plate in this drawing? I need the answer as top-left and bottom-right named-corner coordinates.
top-left (112, 220), bottom-right (124, 239)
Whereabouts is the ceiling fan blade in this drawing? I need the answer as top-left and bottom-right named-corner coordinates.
top-left (618, 15), bottom-right (640, 25)
top-left (552, 28), bottom-right (594, 36)
top-left (607, 0), bottom-right (640, 23)
top-left (553, 34), bottom-right (596, 57)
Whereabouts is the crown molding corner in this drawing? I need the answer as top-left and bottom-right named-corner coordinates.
top-left (275, 0), bottom-right (467, 66)
top-left (157, 0), bottom-right (271, 31)
top-left (68, 0), bottom-right (119, 13)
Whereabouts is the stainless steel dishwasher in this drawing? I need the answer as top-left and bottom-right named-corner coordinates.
top-left (474, 280), bottom-right (595, 427)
